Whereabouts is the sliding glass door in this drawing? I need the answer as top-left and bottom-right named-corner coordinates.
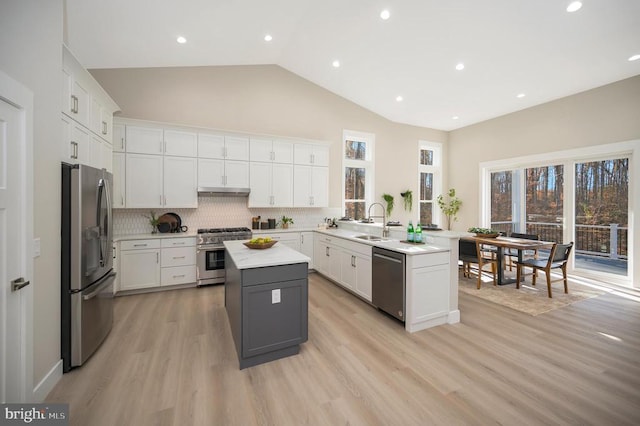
top-left (488, 157), bottom-right (630, 281)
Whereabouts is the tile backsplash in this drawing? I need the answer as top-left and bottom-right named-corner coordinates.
top-left (114, 195), bottom-right (342, 235)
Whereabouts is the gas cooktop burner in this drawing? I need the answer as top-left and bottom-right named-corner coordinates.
top-left (197, 227), bottom-right (252, 246)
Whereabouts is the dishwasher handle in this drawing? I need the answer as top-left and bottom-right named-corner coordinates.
top-left (373, 253), bottom-right (403, 264)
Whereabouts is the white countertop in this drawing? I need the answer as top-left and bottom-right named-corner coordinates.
top-left (224, 240), bottom-right (311, 270)
top-left (314, 228), bottom-right (450, 255)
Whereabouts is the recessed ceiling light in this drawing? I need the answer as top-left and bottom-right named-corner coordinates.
top-left (264, 34), bottom-right (273, 42)
top-left (629, 54), bottom-right (640, 61)
top-left (566, 1), bottom-right (582, 12)
top-left (332, 60), bottom-right (340, 68)
top-left (176, 36), bottom-right (187, 44)
top-left (517, 93), bottom-right (526, 98)
top-left (455, 63), bottom-right (465, 71)
top-left (380, 9), bottom-right (390, 20)
top-left (396, 96), bottom-right (403, 102)
top-left (452, 116), bottom-right (459, 120)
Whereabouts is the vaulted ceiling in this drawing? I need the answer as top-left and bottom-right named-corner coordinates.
top-left (65, 0), bottom-right (640, 131)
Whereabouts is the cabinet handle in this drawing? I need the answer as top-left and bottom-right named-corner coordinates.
top-left (270, 151), bottom-right (274, 161)
top-left (120, 137), bottom-right (125, 151)
top-left (325, 247), bottom-right (329, 257)
top-left (71, 95), bottom-right (78, 113)
top-left (121, 195), bottom-right (124, 206)
top-left (172, 256), bottom-right (186, 259)
top-left (301, 234), bottom-right (304, 244)
top-left (102, 121), bottom-right (107, 135)
top-left (311, 153), bottom-right (315, 164)
top-left (70, 141), bottom-right (78, 159)
top-left (160, 195), bottom-right (163, 205)
top-left (173, 242), bottom-right (185, 245)
top-left (133, 244), bottom-right (147, 247)
top-left (156, 253), bottom-right (159, 263)
top-left (173, 274), bottom-right (186, 278)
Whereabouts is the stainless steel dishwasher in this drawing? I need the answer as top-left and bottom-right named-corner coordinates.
top-left (372, 247), bottom-right (406, 321)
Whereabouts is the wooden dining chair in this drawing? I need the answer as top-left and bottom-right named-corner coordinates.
top-left (458, 240), bottom-right (498, 289)
top-left (515, 242), bottom-right (574, 298)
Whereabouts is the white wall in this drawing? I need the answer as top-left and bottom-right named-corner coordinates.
top-left (0, 0), bottom-right (63, 389)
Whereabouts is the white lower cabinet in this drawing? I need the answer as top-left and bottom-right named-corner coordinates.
top-left (300, 232), bottom-right (314, 269)
top-left (314, 233), bottom-right (373, 302)
top-left (270, 233), bottom-right (300, 251)
top-left (117, 237), bottom-right (196, 292)
top-left (119, 239), bottom-right (161, 291)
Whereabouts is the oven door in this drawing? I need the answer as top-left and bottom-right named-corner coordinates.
top-left (197, 245), bottom-right (226, 285)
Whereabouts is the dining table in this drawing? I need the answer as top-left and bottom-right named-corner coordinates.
top-left (461, 235), bottom-right (555, 285)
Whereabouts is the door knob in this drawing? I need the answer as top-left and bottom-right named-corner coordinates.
top-left (11, 277), bottom-right (30, 292)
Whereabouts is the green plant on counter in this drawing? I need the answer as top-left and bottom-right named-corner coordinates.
top-left (280, 216), bottom-right (294, 228)
top-left (143, 211), bottom-right (160, 233)
top-left (400, 190), bottom-right (413, 211)
top-left (468, 227), bottom-right (499, 235)
top-left (382, 193), bottom-right (394, 218)
top-left (437, 188), bottom-right (462, 230)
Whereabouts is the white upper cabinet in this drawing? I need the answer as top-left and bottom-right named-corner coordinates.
top-left (198, 133), bottom-right (249, 161)
top-left (164, 156), bottom-right (198, 208)
top-left (294, 143), bottom-right (330, 166)
top-left (112, 152), bottom-right (125, 208)
top-left (250, 137), bottom-right (293, 163)
top-left (293, 165), bottom-right (329, 207)
top-left (125, 126), bottom-right (164, 155)
top-left (198, 158), bottom-right (250, 189)
top-left (248, 162), bottom-right (293, 207)
top-left (90, 96), bottom-right (112, 142)
top-left (164, 130), bottom-right (197, 157)
top-left (112, 123), bottom-right (125, 152)
top-left (125, 154), bottom-right (163, 208)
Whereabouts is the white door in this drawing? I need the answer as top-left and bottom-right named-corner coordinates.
top-left (248, 162), bottom-right (273, 207)
top-left (164, 156), bottom-right (197, 208)
top-left (311, 166), bottom-right (329, 207)
top-left (126, 153), bottom-right (163, 208)
top-left (1, 71), bottom-right (33, 403)
top-left (271, 163), bottom-right (293, 206)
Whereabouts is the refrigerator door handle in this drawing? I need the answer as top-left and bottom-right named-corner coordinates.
top-left (104, 175), bottom-right (113, 263)
top-left (96, 178), bottom-right (106, 267)
top-left (82, 272), bottom-right (116, 301)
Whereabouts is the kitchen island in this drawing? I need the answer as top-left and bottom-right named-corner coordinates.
top-left (224, 240), bottom-right (310, 369)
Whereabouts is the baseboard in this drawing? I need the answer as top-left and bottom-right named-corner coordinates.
top-left (32, 359), bottom-right (63, 402)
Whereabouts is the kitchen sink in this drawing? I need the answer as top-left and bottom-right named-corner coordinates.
top-left (354, 235), bottom-right (388, 241)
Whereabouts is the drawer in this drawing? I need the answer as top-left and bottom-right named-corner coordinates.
top-left (411, 251), bottom-right (450, 268)
top-left (120, 239), bottom-right (161, 250)
top-left (161, 246), bottom-right (196, 267)
top-left (270, 233), bottom-right (299, 243)
top-left (161, 237), bottom-right (196, 248)
top-left (161, 265), bottom-right (196, 286)
top-left (339, 238), bottom-right (373, 257)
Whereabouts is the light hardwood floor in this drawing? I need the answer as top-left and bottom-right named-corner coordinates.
top-left (46, 273), bottom-right (640, 425)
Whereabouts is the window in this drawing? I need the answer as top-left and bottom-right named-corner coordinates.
top-left (418, 141), bottom-right (442, 226)
top-left (343, 130), bottom-right (374, 220)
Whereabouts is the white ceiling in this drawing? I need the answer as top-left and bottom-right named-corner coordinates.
top-left (65, 0), bottom-right (640, 131)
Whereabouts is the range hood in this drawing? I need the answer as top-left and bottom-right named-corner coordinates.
top-left (197, 187), bottom-right (250, 196)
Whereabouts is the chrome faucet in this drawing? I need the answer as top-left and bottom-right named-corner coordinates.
top-left (367, 202), bottom-right (389, 238)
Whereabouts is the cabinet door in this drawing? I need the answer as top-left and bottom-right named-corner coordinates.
top-left (161, 246), bottom-right (196, 267)
top-left (271, 163), bottom-right (293, 206)
top-left (161, 266), bottom-right (196, 286)
top-left (293, 165), bottom-right (312, 207)
top-left (112, 123), bottom-right (126, 152)
top-left (225, 136), bottom-right (250, 161)
top-left (120, 249), bottom-right (160, 290)
top-left (164, 130), bottom-right (197, 157)
top-left (198, 133), bottom-right (225, 159)
top-left (112, 153), bottom-right (126, 208)
top-left (248, 162), bottom-right (272, 207)
top-left (340, 251), bottom-right (356, 290)
top-left (68, 121), bottom-right (90, 165)
top-left (313, 238), bottom-right (327, 274)
top-left (300, 232), bottom-right (314, 269)
top-left (126, 126), bottom-right (163, 154)
top-left (225, 160), bottom-right (250, 188)
top-left (62, 67), bottom-right (73, 116)
top-left (125, 154), bottom-right (163, 208)
top-left (90, 96), bottom-right (103, 137)
top-left (272, 140), bottom-right (294, 163)
top-left (294, 143), bottom-right (314, 165)
top-left (164, 156), bottom-right (198, 208)
top-left (311, 166), bottom-right (329, 207)
top-left (326, 245), bottom-right (341, 282)
top-left (101, 140), bottom-right (113, 172)
top-left (250, 137), bottom-right (273, 162)
top-left (198, 158), bottom-right (225, 188)
top-left (354, 254), bottom-right (372, 302)
top-left (100, 107), bottom-right (113, 142)
top-left (71, 78), bottom-right (90, 127)
top-left (89, 135), bottom-right (103, 169)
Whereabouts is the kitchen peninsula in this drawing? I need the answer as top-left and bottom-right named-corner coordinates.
top-left (224, 240), bottom-right (310, 369)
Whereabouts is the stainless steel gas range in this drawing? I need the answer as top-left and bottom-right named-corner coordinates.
top-left (196, 227), bottom-right (252, 286)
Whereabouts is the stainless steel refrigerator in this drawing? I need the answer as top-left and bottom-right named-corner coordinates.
top-left (61, 163), bottom-right (115, 372)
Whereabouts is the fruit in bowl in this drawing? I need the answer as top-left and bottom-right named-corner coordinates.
top-left (244, 236), bottom-right (277, 249)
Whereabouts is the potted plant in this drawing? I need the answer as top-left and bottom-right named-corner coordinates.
top-left (437, 188), bottom-right (462, 230)
top-left (280, 215), bottom-right (294, 229)
top-left (143, 211), bottom-right (160, 234)
top-left (382, 193), bottom-right (394, 219)
top-left (400, 190), bottom-right (413, 211)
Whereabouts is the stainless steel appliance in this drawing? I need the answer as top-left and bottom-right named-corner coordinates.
top-left (372, 246), bottom-right (406, 321)
top-left (61, 163), bottom-right (115, 372)
top-left (196, 227), bottom-right (252, 286)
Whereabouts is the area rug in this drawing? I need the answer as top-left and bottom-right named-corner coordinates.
top-left (458, 272), bottom-right (605, 316)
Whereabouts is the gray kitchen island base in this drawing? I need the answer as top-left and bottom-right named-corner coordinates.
top-left (225, 249), bottom-right (309, 370)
